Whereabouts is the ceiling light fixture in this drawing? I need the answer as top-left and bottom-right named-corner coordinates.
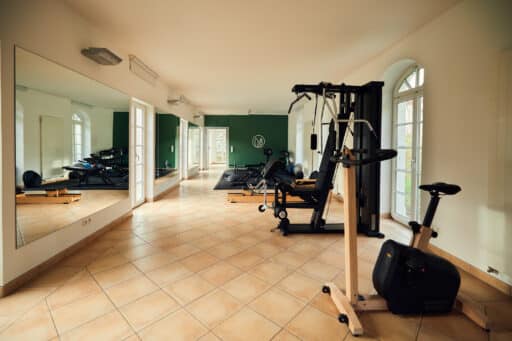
top-left (168, 95), bottom-right (188, 106)
top-left (81, 47), bottom-right (122, 65)
top-left (129, 54), bottom-right (159, 85)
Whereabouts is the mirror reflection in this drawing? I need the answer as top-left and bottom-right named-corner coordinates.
top-left (15, 47), bottom-right (130, 247)
top-left (188, 122), bottom-right (200, 169)
top-left (155, 112), bottom-right (180, 181)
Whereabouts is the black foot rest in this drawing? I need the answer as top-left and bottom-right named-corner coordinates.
top-left (419, 182), bottom-right (461, 195)
top-left (337, 149), bottom-right (397, 167)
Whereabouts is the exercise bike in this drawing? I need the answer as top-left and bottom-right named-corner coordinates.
top-left (322, 147), bottom-right (489, 336)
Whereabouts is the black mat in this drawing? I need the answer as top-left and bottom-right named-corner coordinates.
top-left (214, 168), bottom-right (262, 190)
top-left (27, 175), bottom-right (128, 191)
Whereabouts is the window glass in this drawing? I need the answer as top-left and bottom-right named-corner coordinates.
top-left (397, 100), bottom-right (414, 124)
top-left (406, 72), bottom-right (417, 88)
top-left (418, 68), bottom-right (424, 86)
top-left (188, 126), bottom-right (200, 168)
top-left (72, 115), bottom-right (83, 162)
top-left (393, 65), bottom-right (424, 223)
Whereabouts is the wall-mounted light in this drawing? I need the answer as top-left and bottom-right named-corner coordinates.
top-left (168, 95), bottom-right (188, 106)
top-left (81, 47), bottom-right (122, 65)
top-left (129, 54), bottom-right (159, 85)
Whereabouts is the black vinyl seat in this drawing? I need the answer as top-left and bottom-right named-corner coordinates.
top-left (419, 183), bottom-right (461, 195)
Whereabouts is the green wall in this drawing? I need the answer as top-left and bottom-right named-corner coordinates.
top-left (113, 112), bottom-right (129, 149)
top-left (205, 115), bottom-right (288, 166)
top-left (156, 114), bottom-right (180, 168)
top-left (112, 112), bottom-right (129, 166)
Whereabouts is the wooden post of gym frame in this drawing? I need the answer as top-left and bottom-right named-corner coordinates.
top-left (323, 150), bottom-right (387, 336)
top-left (322, 150), bottom-right (488, 336)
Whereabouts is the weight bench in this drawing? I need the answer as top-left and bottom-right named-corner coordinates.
top-left (16, 188), bottom-right (81, 204)
top-left (63, 164), bottom-right (115, 186)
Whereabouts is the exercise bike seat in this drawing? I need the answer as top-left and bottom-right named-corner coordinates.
top-left (419, 182), bottom-right (461, 195)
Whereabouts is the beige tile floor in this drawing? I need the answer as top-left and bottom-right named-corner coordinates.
top-left (1, 167), bottom-right (511, 340)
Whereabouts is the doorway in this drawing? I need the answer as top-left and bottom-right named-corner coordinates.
top-left (131, 101), bottom-right (146, 207)
top-left (179, 118), bottom-right (188, 179)
top-left (206, 127), bottom-right (228, 167)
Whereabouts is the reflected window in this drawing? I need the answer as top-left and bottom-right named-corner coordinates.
top-left (188, 125), bottom-right (200, 168)
top-left (72, 113), bottom-right (84, 162)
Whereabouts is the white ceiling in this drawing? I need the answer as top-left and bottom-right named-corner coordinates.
top-left (16, 47), bottom-right (130, 110)
top-left (64, 0), bottom-right (458, 114)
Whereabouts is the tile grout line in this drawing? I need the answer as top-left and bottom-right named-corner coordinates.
top-left (83, 267), bottom-right (139, 339)
top-left (414, 314), bottom-right (423, 341)
top-left (0, 267), bottom-right (85, 336)
top-left (44, 297), bottom-right (61, 340)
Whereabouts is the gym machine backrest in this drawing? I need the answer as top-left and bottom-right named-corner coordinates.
top-left (313, 119), bottom-right (336, 196)
top-left (273, 120), bottom-right (336, 205)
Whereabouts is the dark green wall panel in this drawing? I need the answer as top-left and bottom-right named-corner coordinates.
top-left (113, 112), bottom-right (129, 149)
top-left (205, 115), bottom-right (288, 166)
top-left (156, 114), bottom-right (180, 168)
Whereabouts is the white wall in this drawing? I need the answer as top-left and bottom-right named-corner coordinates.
top-left (288, 0), bottom-right (512, 284)
top-left (89, 106), bottom-right (115, 153)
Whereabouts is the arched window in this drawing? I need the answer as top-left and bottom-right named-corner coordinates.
top-left (72, 113), bottom-right (84, 162)
top-left (392, 65), bottom-right (424, 223)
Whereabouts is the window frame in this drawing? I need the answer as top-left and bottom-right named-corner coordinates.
top-left (391, 65), bottom-right (424, 224)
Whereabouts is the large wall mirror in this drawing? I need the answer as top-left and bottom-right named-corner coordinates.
top-left (155, 112), bottom-right (180, 181)
top-left (15, 47), bottom-right (130, 247)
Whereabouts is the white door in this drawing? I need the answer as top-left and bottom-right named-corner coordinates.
top-left (179, 119), bottom-right (187, 179)
top-left (207, 128), bottom-right (228, 165)
top-left (133, 103), bottom-right (146, 207)
top-left (392, 66), bottom-right (424, 223)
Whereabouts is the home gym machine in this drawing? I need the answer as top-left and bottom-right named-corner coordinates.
top-left (322, 147), bottom-right (489, 335)
top-left (270, 81), bottom-right (385, 237)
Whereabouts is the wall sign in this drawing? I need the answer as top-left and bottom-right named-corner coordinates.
top-left (252, 134), bottom-right (266, 148)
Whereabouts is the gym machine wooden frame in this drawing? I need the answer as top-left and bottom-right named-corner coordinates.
top-left (322, 150), bottom-right (490, 336)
